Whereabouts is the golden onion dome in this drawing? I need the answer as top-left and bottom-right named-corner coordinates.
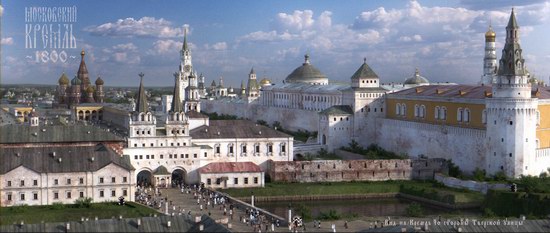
top-left (86, 86), bottom-right (95, 93)
top-left (259, 78), bottom-right (272, 85)
top-left (58, 72), bottom-right (69, 85)
top-left (485, 26), bottom-right (496, 38)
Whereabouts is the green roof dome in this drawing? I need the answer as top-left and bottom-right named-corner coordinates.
top-left (404, 69), bottom-right (430, 85)
top-left (58, 73), bottom-right (69, 85)
top-left (71, 76), bottom-right (82, 85)
top-left (284, 54), bottom-right (328, 84)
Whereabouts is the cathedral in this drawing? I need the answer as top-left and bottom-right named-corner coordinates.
top-left (55, 50), bottom-right (105, 108)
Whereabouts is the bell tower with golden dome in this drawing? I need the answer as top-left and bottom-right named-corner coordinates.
top-left (481, 23), bottom-right (497, 85)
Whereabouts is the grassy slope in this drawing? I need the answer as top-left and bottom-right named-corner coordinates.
top-left (0, 202), bottom-right (158, 225)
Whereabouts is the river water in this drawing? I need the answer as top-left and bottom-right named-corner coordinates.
top-left (257, 198), bottom-right (480, 219)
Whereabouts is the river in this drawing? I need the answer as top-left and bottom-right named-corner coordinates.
top-left (257, 198), bottom-right (481, 219)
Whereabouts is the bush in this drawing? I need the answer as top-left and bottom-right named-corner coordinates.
top-left (74, 197), bottom-right (93, 208)
top-left (10, 204), bottom-right (30, 213)
top-left (406, 202), bottom-right (424, 217)
top-left (492, 171), bottom-right (507, 182)
top-left (256, 120), bottom-right (268, 126)
top-left (448, 160), bottom-right (462, 178)
top-left (50, 202), bottom-right (65, 210)
top-left (295, 204), bottom-right (312, 221)
top-left (318, 209), bottom-right (341, 220)
top-left (483, 208), bottom-right (497, 218)
top-left (473, 168), bottom-right (486, 181)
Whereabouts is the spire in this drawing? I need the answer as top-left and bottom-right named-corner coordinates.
top-left (77, 49), bottom-right (90, 83)
top-left (507, 8), bottom-right (518, 29)
top-left (171, 72), bottom-right (183, 113)
top-left (415, 68), bottom-right (420, 76)
top-left (135, 72), bottom-right (148, 113)
top-left (498, 8), bottom-right (526, 76)
top-left (182, 27), bottom-right (189, 51)
top-left (250, 67), bottom-right (255, 75)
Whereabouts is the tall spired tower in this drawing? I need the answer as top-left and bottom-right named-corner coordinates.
top-left (481, 24), bottom-right (497, 85)
top-left (485, 9), bottom-right (537, 177)
top-left (176, 29), bottom-right (192, 105)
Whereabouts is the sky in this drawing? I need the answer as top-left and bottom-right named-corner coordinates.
top-left (1, 0), bottom-right (550, 87)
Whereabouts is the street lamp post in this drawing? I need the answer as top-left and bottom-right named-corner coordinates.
top-left (251, 191), bottom-right (255, 207)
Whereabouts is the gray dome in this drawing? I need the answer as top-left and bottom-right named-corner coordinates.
top-left (285, 54), bottom-right (328, 84)
top-left (404, 69), bottom-right (429, 85)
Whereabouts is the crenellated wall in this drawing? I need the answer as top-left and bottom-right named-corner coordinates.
top-left (266, 158), bottom-right (446, 182)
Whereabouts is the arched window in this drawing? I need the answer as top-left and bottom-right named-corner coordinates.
top-left (414, 104), bottom-right (419, 117)
top-left (396, 104), bottom-right (401, 116)
top-left (457, 108), bottom-right (463, 122)
top-left (464, 108), bottom-right (470, 123)
top-left (441, 107), bottom-right (447, 120)
top-left (401, 104), bottom-right (406, 116)
top-left (435, 106), bottom-right (440, 119)
top-left (482, 110), bottom-right (487, 124)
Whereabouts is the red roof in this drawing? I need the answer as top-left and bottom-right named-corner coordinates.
top-left (199, 162), bottom-right (262, 174)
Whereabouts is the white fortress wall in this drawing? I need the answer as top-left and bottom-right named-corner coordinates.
top-left (201, 100), bottom-right (319, 132)
top-left (375, 118), bottom-right (487, 174)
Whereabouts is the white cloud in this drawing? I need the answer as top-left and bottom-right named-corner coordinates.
top-left (112, 43), bottom-right (138, 52)
top-left (99, 43), bottom-right (140, 64)
top-left (398, 34), bottom-right (422, 42)
top-left (205, 42), bottom-right (228, 50)
top-left (1, 37), bottom-right (13, 45)
top-left (273, 10), bottom-right (315, 32)
top-left (85, 17), bottom-right (188, 38)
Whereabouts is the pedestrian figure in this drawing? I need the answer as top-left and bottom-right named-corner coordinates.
top-left (318, 220), bottom-right (321, 229)
top-left (345, 221), bottom-right (348, 229)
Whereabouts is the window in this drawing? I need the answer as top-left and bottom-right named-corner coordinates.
top-left (134, 155), bottom-right (138, 159)
top-left (441, 107), bottom-right (447, 120)
top-left (67, 179), bottom-right (71, 185)
top-left (79, 178), bottom-right (84, 184)
top-left (20, 193), bottom-right (25, 201)
top-left (123, 189), bottom-right (128, 196)
top-left (255, 144), bottom-right (260, 154)
top-left (242, 145), bottom-right (247, 153)
top-left (99, 177), bottom-right (104, 184)
top-left (216, 178), bottom-right (221, 185)
top-left (414, 104), bottom-right (419, 117)
top-left (281, 144), bottom-right (286, 153)
top-left (244, 178), bottom-right (249, 184)
top-left (139, 155), bottom-right (143, 159)
top-left (169, 154), bottom-right (173, 159)
top-left (457, 108), bottom-right (463, 122)
top-left (111, 190), bottom-right (116, 197)
top-left (67, 192), bottom-right (72, 199)
top-left (401, 104), bottom-right (406, 116)
top-left (229, 144), bottom-right (234, 154)
top-left (20, 180), bottom-right (25, 187)
top-left (54, 179), bottom-right (58, 185)
top-left (268, 144), bottom-right (273, 153)
top-left (254, 177), bottom-right (259, 184)
top-left (215, 144), bottom-right (220, 154)
top-left (207, 179), bottom-right (211, 185)
top-left (146, 155), bottom-right (150, 159)
top-left (80, 191), bottom-right (84, 198)
top-left (54, 192), bottom-right (59, 199)
top-left (234, 178), bottom-right (238, 184)
top-left (160, 154), bottom-right (164, 159)
top-left (112, 177), bottom-right (116, 183)
top-left (150, 143), bottom-right (153, 147)
top-left (181, 154), bottom-right (184, 158)
top-left (7, 181), bottom-right (11, 187)
top-left (396, 104), bottom-right (401, 115)
top-left (123, 177), bottom-right (127, 183)
top-left (33, 180), bottom-right (38, 186)
top-left (482, 110), bottom-right (487, 124)
top-left (420, 105), bottom-right (426, 118)
top-left (33, 193), bottom-right (38, 200)
top-left (99, 190), bottom-right (104, 197)
top-left (194, 154), bottom-right (197, 158)
top-left (464, 108), bottom-right (470, 123)
top-left (204, 152), bottom-right (208, 158)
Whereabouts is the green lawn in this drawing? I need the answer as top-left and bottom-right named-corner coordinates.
top-left (223, 180), bottom-right (434, 197)
top-left (0, 202), bottom-right (159, 225)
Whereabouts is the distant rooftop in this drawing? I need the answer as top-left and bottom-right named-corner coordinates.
top-left (190, 120), bottom-right (291, 139)
top-left (0, 124), bottom-right (123, 144)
